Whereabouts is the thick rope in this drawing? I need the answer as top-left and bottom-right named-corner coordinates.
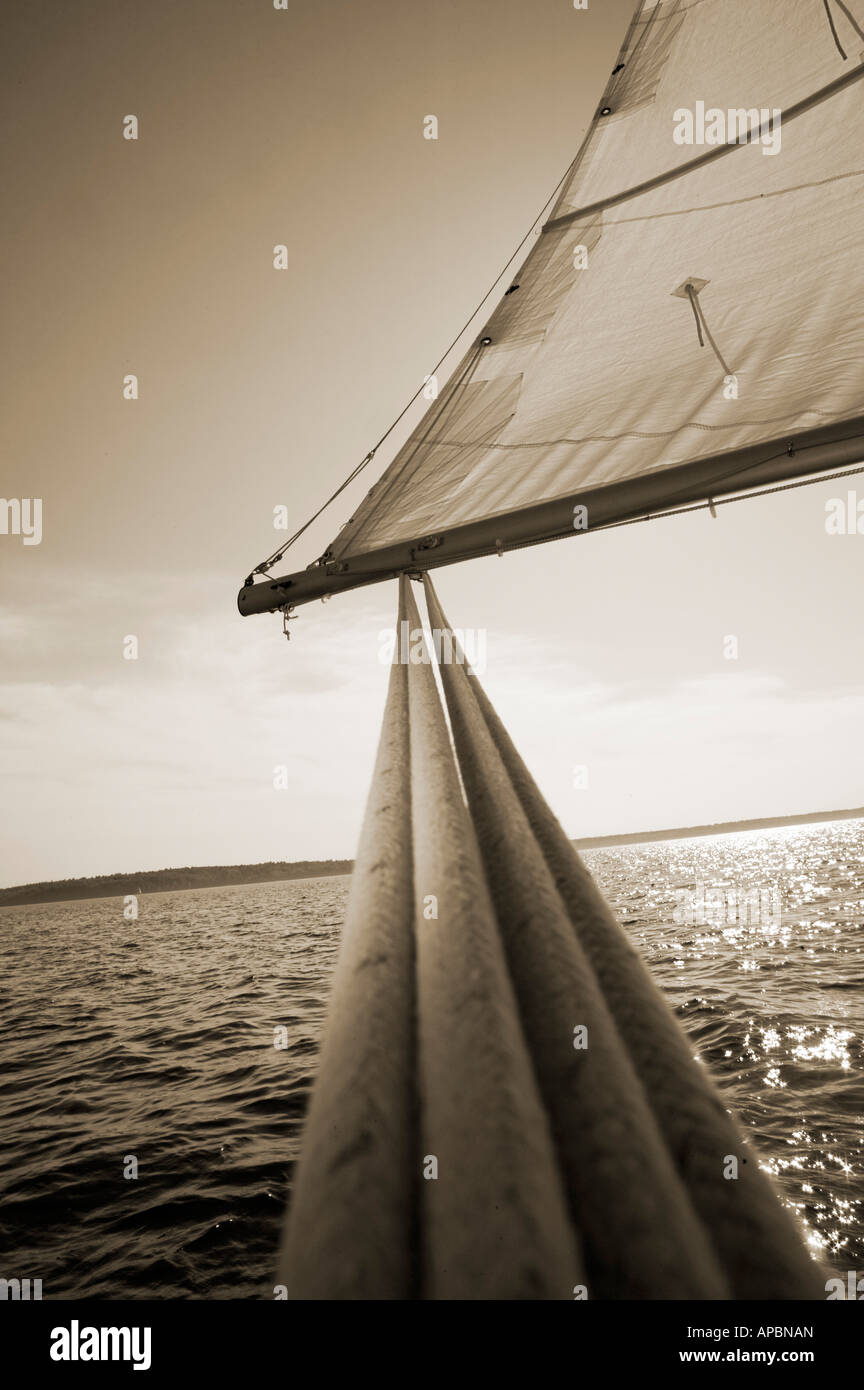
top-left (403, 577), bottom-right (581, 1299)
top-left (415, 585), bottom-right (729, 1299)
top-left (422, 572), bottom-right (825, 1300)
top-left (279, 573), bottom-right (826, 1299)
top-left (277, 582), bottom-right (416, 1298)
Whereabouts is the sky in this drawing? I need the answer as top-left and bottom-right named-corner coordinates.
top-left (1, 0), bottom-right (862, 887)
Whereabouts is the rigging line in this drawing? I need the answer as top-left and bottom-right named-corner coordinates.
top-left (836, 0), bottom-right (864, 43)
top-left (334, 344), bottom-right (486, 556)
top-left (543, 60), bottom-right (864, 233)
top-left (824, 0), bottom-right (849, 58)
top-left (603, 430), bottom-right (864, 517)
top-left (824, 0), bottom-right (864, 57)
top-left (254, 343), bottom-right (484, 577)
top-left (252, 456), bottom-right (376, 575)
top-left (599, 462), bottom-right (864, 531)
top-left (247, 138), bottom-right (597, 579)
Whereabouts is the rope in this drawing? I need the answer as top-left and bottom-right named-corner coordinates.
top-left (824, 0), bottom-right (864, 59)
top-left (824, 0), bottom-right (849, 57)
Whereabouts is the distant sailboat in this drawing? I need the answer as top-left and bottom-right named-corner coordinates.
top-left (240, 0), bottom-right (863, 1299)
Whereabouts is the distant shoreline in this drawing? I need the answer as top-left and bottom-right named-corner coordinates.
top-left (571, 805), bottom-right (864, 849)
top-left (2, 807), bottom-right (862, 908)
top-left (0, 860), bottom-right (353, 909)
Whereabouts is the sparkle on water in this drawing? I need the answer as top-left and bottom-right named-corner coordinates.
top-left (597, 819), bottom-right (864, 1266)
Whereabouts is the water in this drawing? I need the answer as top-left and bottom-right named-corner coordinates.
top-left (1, 820), bottom-right (862, 1299)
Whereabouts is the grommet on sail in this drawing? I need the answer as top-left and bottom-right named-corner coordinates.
top-left (243, 0), bottom-right (864, 1297)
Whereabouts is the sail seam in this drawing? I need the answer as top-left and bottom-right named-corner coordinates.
top-left (414, 408), bottom-right (842, 452)
top-left (601, 167), bottom-right (864, 224)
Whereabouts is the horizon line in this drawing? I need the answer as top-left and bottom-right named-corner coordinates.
top-left (2, 804), bottom-right (863, 905)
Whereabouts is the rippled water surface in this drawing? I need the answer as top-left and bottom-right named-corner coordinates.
top-left (1, 820), bottom-right (862, 1298)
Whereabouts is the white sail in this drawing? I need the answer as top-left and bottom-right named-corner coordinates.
top-left (328, 0), bottom-right (864, 557)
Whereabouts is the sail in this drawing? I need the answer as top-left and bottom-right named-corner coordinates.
top-left (240, 0), bottom-right (864, 614)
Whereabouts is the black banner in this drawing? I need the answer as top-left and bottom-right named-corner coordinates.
top-left (2, 1299), bottom-right (859, 1377)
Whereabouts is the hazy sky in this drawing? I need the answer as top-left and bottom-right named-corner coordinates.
top-left (2, 0), bottom-right (862, 887)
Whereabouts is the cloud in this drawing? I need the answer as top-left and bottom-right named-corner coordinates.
top-left (2, 561), bottom-right (863, 886)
